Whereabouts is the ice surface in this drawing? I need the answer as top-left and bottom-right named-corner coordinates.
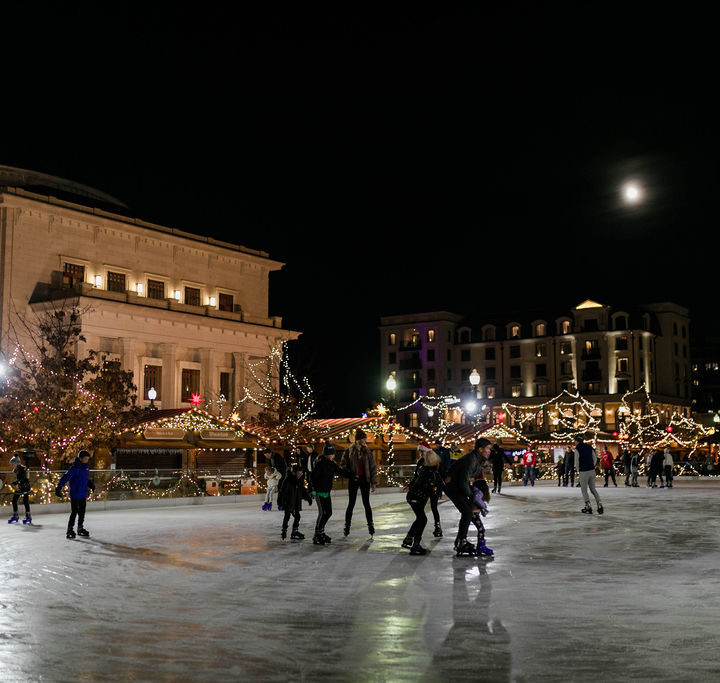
top-left (2, 481), bottom-right (720, 682)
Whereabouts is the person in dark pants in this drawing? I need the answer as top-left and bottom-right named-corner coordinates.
top-left (563, 447), bottom-right (576, 487)
top-left (600, 448), bottom-right (617, 487)
top-left (8, 453), bottom-right (32, 524)
top-left (649, 449), bottom-right (665, 488)
top-left (340, 430), bottom-right (377, 537)
top-left (402, 447), bottom-right (443, 555)
top-left (278, 464), bottom-right (312, 540)
top-left (263, 447), bottom-right (287, 508)
top-left (443, 437), bottom-right (492, 555)
top-left (310, 441), bottom-right (350, 544)
top-left (416, 442), bottom-right (443, 537)
top-left (622, 448), bottom-right (633, 486)
top-left (663, 448), bottom-right (674, 488)
top-left (488, 444), bottom-right (511, 494)
top-left (556, 456), bottom-right (565, 486)
top-left (56, 450), bottom-right (95, 538)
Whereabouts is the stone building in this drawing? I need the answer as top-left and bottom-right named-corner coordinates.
top-left (379, 299), bottom-right (692, 430)
top-left (0, 166), bottom-right (299, 416)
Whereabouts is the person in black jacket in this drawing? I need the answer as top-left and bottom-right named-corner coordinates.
top-left (488, 444), bottom-right (511, 494)
top-left (563, 447), bottom-right (576, 487)
top-left (278, 465), bottom-right (312, 540)
top-left (444, 437), bottom-right (493, 555)
top-left (622, 448), bottom-right (633, 487)
top-left (310, 441), bottom-right (350, 545)
top-left (402, 447), bottom-right (443, 555)
top-left (8, 453), bottom-right (32, 524)
top-left (649, 449), bottom-right (665, 488)
top-left (415, 442), bottom-right (443, 537)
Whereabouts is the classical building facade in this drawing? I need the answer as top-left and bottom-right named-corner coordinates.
top-left (379, 300), bottom-right (692, 430)
top-left (0, 167), bottom-right (299, 416)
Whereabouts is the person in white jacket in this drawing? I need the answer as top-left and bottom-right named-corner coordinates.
top-left (663, 447), bottom-right (674, 488)
top-left (263, 466), bottom-right (282, 510)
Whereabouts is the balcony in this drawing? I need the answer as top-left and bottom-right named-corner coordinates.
top-left (399, 341), bottom-right (422, 352)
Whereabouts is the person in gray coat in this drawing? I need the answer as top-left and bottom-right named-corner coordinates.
top-left (573, 435), bottom-right (603, 515)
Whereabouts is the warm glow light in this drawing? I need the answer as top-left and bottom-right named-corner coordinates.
top-left (469, 369), bottom-right (480, 386)
top-left (622, 181), bottom-right (644, 205)
top-left (94, 275), bottom-right (102, 287)
top-left (147, 387), bottom-right (157, 401)
top-left (209, 296), bottom-right (216, 307)
top-left (136, 283), bottom-right (144, 295)
top-left (386, 375), bottom-right (397, 392)
top-left (174, 290), bottom-right (181, 301)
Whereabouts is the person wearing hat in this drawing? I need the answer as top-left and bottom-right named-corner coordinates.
top-left (277, 463), bottom-right (313, 540)
top-left (310, 441), bottom-right (351, 545)
top-left (402, 445), bottom-right (443, 555)
top-left (340, 429), bottom-right (378, 537)
top-left (7, 453), bottom-right (32, 525)
top-left (573, 436), bottom-right (603, 514)
top-left (55, 450), bottom-right (96, 538)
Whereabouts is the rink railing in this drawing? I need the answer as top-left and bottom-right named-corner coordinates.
top-left (0, 462), bottom-right (717, 506)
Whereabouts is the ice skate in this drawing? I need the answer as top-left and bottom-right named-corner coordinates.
top-left (432, 523), bottom-right (443, 538)
top-left (477, 541), bottom-right (494, 556)
top-left (581, 505), bottom-right (593, 514)
top-left (77, 527), bottom-right (90, 537)
top-left (312, 534), bottom-right (325, 545)
top-left (291, 529), bottom-right (305, 540)
top-left (8, 513), bottom-right (19, 524)
top-left (321, 533), bottom-right (331, 544)
top-left (281, 528), bottom-right (287, 539)
top-left (597, 504), bottom-right (604, 515)
top-left (343, 524), bottom-right (350, 536)
top-left (368, 524), bottom-right (375, 536)
top-left (455, 539), bottom-right (477, 557)
top-left (409, 542), bottom-right (428, 556)
top-left (401, 535), bottom-right (413, 548)
top-left (22, 514), bottom-right (32, 525)
top-left (261, 502), bottom-right (269, 511)
top-left (66, 528), bottom-right (76, 539)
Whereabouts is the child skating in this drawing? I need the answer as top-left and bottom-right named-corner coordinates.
top-left (262, 465), bottom-right (281, 510)
top-left (7, 453), bottom-right (32, 525)
top-left (277, 464), bottom-right (312, 540)
top-left (402, 445), bottom-right (443, 555)
top-left (55, 450), bottom-right (95, 538)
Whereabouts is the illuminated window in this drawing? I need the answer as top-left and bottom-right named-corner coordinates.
top-left (560, 342), bottom-right (572, 355)
top-left (388, 333), bottom-right (397, 345)
top-left (220, 372), bottom-right (231, 402)
top-left (511, 384), bottom-right (521, 398)
top-left (617, 357), bottom-right (629, 373)
top-left (143, 365), bottom-right (162, 400)
top-left (535, 323), bottom-right (546, 337)
top-left (510, 325), bottom-right (520, 338)
top-left (535, 343), bottom-right (546, 357)
top-left (486, 386), bottom-right (495, 399)
top-left (427, 329), bottom-right (435, 343)
top-left (561, 320), bottom-right (571, 334)
top-left (181, 369), bottom-right (200, 402)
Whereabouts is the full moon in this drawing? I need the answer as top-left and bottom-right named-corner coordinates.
top-left (622, 181), bottom-right (643, 205)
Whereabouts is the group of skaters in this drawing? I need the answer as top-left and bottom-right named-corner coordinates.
top-left (261, 430), bottom-right (497, 557)
top-left (7, 449), bottom-right (96, 538)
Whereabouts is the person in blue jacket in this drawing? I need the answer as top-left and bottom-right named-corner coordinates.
top-left (56, 450), bottom-right (95, 539)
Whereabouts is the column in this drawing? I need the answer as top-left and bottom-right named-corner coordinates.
top-left (159, 343), bottom-right (178, 409)
top-left (233, 352), bottom-right (247, 419)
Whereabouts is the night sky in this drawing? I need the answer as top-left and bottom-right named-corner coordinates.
top-left (3, 4), bottom-right (718, 415)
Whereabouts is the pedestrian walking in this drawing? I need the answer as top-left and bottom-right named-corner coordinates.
top-left (600, 448), bottom-right (617, 487)
top-left (262, 465), bottom-right (282, 510)
top-left (340, 430), bottom-right (377, 537)
top-left (310, 441), bottom-right (350, 545)
top-left (573, 436), bottom-right (603, 515)
top-left (663, 447), bottom-right (674, 488)
top-left (622, 448), bottom-right (633, 487)
top-left (563, 446), bottom-right (576, 487)
top-left (277, 464), bottom-right (312, 540)
top-left (522, 449), bottom-right (537, 486)
top-left (55, 450), bottom-right (95, 538)
top-left (7, 453), bottom-right (32, 525)
top-left (443, 437), bottom-right (493, 556)
top-left (402, 446), bottom-right (443, 555)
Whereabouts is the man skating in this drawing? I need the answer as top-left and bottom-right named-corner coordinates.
top-left (573, 436), bottom-right (603, 515)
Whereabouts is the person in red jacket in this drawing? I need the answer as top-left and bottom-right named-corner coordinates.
top-left (522, 450), bottom-right (537, 486)
top-left (600, 448), bottom-right (617, 487)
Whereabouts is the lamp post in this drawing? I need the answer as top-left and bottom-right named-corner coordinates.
top-left (467, 369), bottom-right (482, 438)
top-left (147, 386), bottom-right (157, 411)
top-left (385, 374), bottom-right (398, 472)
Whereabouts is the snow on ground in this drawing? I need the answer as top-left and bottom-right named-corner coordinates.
top-left (2, 480), bottom-right (720, 682)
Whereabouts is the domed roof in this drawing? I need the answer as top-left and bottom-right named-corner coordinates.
top-left (0, 165), bottom-right (127, 208)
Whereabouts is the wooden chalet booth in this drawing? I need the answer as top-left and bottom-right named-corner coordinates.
top-left (116, 408), bottom-right (260, 471)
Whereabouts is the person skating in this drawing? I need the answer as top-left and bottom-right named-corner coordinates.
top-left (556, 456), bottom-right (565, 487)
top-left (310, 441), bottom-right (350, 545)
top-left (630, 451), bottom-right (639, 487)
top-left (622, 448), bottom-right (633, 486)
top-left (402, 446), bottom-right (443, 555)
top-left (469, 478), bottom-right (493, 556)
top-left (416, 442), bottom-right (443, 537)
top-left (573, 436), bottom-right (603, 515)
top-left (262, 465), bottom-right (281, 511)
top-left (55, 450), bottom-right (95, 538)
top-left (263, 447), bottom-right (287, 508)
top-left (443, 437), bottom-right (492, 555)
top-left (600, 448), bottom-right (617, 487)
top-left (8, 453), bottom-right (32, 525)
top-left (277, 464), bottom-right (312, 540)
top-left (522, 449), bottom-right (537, 486)
top-left (488, 443), bottom-right (511, 493)
top-left (340, 430), bottom-right (377, 537)
top-left (663, 447), bottom-right (674, 488)
top-left (649, 449), bottom-right (665, 488)
top-left (563, 447), bottom-right (576, 487)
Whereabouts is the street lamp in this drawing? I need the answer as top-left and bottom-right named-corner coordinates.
top-left (147, 386), bottom-right (157, 410)
top-left (469, 368), bottom-right (480, 397)
top-left (384, 374), bottom-right (399, 472)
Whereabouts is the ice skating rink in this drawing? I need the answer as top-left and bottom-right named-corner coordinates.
top-left (2, 480), bottom-right (720, 682)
